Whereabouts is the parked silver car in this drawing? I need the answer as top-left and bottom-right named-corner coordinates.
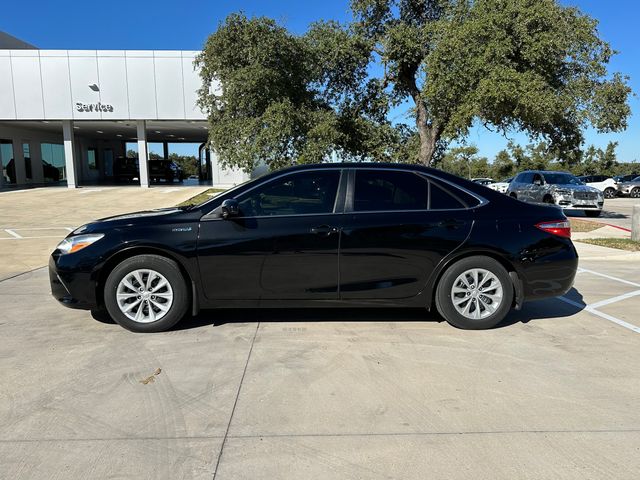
top-left (507, 170), bottom-right (604, 217)
top-left (616, 176), bottom-right (640, 198)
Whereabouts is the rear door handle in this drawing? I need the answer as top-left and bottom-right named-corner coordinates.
top-left (310, 225), bottom-right (338, 236)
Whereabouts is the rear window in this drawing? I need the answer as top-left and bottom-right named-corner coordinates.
top-left (429, 178), bottom-right (481, 209)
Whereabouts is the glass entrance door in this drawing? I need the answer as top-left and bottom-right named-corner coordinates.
top-left (0, 140), bottom-right (15, 186)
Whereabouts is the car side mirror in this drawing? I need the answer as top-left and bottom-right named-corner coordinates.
top-left (221, 199), bottom-right (239, 219)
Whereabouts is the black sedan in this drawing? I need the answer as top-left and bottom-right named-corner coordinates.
top-left (50, 163), bottom-right (578, 332)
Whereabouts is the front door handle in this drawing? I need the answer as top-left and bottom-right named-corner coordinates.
top-left (310, 225), bottom-right (338, 236)
top-left (438, 219), bottom-right (465, 229)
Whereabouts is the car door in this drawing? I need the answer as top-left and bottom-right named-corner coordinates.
top-left (197, 169), bottom-right (344, 301)
top-left (530, 173), bottom-right (545, 202)
top-left (339, 169), bottom-right (474, 300)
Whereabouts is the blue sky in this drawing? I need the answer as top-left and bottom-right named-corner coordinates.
top-left (2, 0), bottom-right (638, 161)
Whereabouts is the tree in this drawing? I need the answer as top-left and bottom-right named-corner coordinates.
top-left (492, 150), bottom-right (515, 180)
top-left (347, 0), bottom-right (630, 165)
top-left (438, 145), bottom-right (487, 178)
top-left (195, 13), bottom-right (405, 172)
top-left (198, 2), bottom-right (630, 171)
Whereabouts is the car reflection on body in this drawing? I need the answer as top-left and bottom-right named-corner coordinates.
top-left (50, 163), bottom-right (578, 332)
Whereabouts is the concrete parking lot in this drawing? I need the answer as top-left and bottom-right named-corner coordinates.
top-left (1, 188), bottom-right (640, 479)
top-left (0, 185), bottom-right (209, 280)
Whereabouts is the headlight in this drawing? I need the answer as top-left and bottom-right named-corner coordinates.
top-left (56, 234), bottom-right (104, 254)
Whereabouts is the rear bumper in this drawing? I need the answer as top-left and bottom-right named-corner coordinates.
top-left (519, 243), bottom-right (579, 302)
top-left (49, 256), bottom-right (97, 310)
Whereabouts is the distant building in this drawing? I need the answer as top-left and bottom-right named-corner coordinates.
top-left (0, 32), bottom-right (247, 188)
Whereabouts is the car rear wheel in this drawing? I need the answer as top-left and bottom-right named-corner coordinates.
top-left (104, 254), bottom-right (189, 332)
top-left (585, 210), bottom-right (601, 217)
top-left (435, 256), bottom-right (513, 330)
top-left (631, 187), bottom-right (640, 198)
top-left (603, 187), bottom-right (616, 199)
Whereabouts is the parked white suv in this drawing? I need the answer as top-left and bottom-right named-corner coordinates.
top-left (577, 175), bottom-right (617, 199)
top-left (488, 177), bottom-right (513, 194)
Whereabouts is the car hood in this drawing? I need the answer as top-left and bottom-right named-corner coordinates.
top-left (72, 207), bottom-right (189, 234)
top-left (549, 184), bottom-right (599, 193)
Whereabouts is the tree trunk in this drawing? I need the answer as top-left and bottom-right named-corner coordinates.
top-left (415, 98), bottom-right (439, 167)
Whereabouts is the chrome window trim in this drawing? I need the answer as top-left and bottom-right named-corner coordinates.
top-left (201, 166), bottom-right (489, 221)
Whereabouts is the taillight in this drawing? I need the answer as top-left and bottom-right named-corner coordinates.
top-left (535, 220), bottom-right (571, 239)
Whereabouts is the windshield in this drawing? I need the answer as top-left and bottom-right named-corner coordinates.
top-left (543, 173), bottom-right (584, 185)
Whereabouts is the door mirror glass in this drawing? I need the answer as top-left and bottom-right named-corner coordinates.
top-left (221, 198), bottom-right (239, 219)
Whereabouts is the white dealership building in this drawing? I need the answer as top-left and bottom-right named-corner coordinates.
top-left (0, 32), bottom-right (247, 188)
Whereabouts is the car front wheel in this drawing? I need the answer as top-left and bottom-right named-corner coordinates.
top-left (604, 187), bottom-right (616, 199)
top-left (435, 256), bottom-right (514, 330)
top-left (104, 254), bottom-right (189, 332)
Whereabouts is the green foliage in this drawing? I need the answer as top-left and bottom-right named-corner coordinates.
top-left (197, 2), bottom-right (631, 171)
top-left (350, 0), bottom-right (630, 165)
top-left (436, 140), bottom-right (633, 180)
top-left (196, 13), bottom-right (404, 172)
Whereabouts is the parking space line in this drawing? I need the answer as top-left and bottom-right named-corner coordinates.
top-left (588, 290), bottom-right (640, 309)
top-left (578, 267), bottom-right (640, 288)
top-left (4, 229), bottom-right (22, 239)
top-left (559, 265), bottom-right (640, 334)
top-left (0, 235), bottom-right (66, 241)
top-left (79, 188), bottom-right (104, 194)
top-left (556, 296), bottom-right (640, 334)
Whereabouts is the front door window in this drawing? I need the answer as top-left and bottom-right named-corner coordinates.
top-left (237, 170), bottom-right (341, 217)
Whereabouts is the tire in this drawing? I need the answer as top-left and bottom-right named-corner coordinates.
top-left (509, 193), bottom-right (517, 199)
top-left (585, 210), bottom-right (601, 217)
top-left (631, 187), bottom-right (640, 199)
top-left (603, 187), bottom-right (616, 199)
top-left (435, 256), bottom-right (514, 330)
top-left (104, 254), bottom-right (189, 332)
top-left (543, 195), bottom-right (554, 204)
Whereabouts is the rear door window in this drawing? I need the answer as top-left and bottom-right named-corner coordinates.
top-left (353, 170), bottom-right (476, 211)
top-left (354, 170), bottom-right (428, 211)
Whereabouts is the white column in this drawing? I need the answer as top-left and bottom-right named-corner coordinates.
top-left (137, 120), bottom-right (149, 188)
top-left (62, 120), bottom-right (78, 188)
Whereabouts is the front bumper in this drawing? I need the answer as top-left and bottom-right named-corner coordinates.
top-left (49, 255), bottom-right (97, 310)
top-left (554, 196), bottom-right (603, 210)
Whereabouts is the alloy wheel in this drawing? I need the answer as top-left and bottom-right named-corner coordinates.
top-left (450, 268), bottom-right (503, 320)
top-left (116, 269), bottom-right (174, 323)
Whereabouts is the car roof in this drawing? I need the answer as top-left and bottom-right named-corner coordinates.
top-left (519, 170), bottom-right (572, 175)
